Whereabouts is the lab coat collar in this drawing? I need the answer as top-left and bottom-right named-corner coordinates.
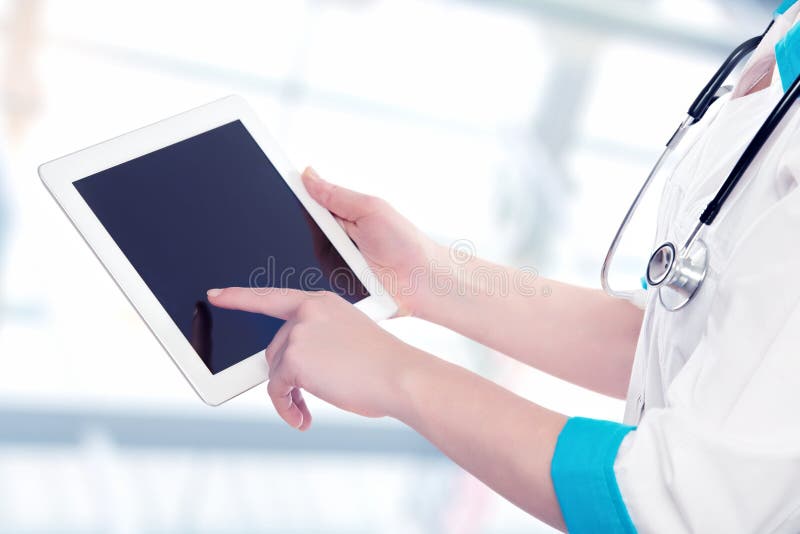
top-left (732, 3), bottom-right (800, 98)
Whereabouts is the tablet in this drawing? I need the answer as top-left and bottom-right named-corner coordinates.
top-left (39, 96), bottom-right (397, 406)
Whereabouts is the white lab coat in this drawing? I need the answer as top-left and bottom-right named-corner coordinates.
top-left (614, 10), bottom-right (800, 533)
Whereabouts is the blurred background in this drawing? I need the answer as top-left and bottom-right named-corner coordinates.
top-left (0, 0), bottom-right (777, 532)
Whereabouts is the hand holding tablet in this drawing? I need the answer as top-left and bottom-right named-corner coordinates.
top-left (39, 96), bottom-right (401, 405)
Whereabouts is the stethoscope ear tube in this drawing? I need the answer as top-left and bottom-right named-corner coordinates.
top-left (688, 35), bottom-right (764, 121)
top-left (700, 73), bottom-right (800, 226)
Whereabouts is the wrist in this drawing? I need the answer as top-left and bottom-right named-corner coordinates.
top-left (409, 243), bottom-right (463, 320)
top-left (412, 243), bottom-right (478, 324)
top-left (382, 344), bottom-right (438, 422)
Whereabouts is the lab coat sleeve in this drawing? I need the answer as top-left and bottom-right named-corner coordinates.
top-left (612, 183), bottom-right (800, 533)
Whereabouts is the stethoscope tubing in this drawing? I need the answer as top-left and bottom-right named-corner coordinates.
top-left (700, 73), bottom-right (800, 226)
top-left (600, 117), bottom-right (690, 301)
top-left (600, 19), bottom-right (800, 309)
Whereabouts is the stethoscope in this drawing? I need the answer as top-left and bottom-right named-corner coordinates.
top-left (602, 18), bottom-right (800, 311)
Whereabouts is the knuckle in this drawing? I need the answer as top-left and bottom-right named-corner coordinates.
top-left (281, 344), bottom-right (299, 365)
top-left (294, 299), bottom-right (315, 319)
top-left (287, 323), bottom-right (307, 344)
top-left (320, 183), bottom-right (336, 204)
top-left (296, 292), bottom-right (330, 317)
top-left (267, 355), bottom-right (283, 378)
top-left (265, 344), bottom-right (282, 368)
top-left (266, 378), bottom-right (280, 395)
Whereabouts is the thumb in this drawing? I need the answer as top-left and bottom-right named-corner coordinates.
top-left (302, 167), bottom-right (375, 222)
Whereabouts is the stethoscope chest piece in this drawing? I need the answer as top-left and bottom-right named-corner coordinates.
top-left (646, 239), bottom-right (709, 311)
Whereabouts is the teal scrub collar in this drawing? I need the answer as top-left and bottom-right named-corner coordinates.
top-left (777, 24), bottom-right (800, 91)
top-left (775, 0), bottom-right (800, 92)
top-left (776, 0), bottom-right (799, 16)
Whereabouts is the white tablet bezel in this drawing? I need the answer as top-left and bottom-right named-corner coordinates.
top-left (39, 95), bottom-right (398, 406)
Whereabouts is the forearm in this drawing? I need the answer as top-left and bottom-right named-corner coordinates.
top-left (415, 253), bottom-right (644, 398)
top-left (390, 348), bottom-right (569, 531)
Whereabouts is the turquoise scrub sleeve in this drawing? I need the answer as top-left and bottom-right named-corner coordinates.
top-left (776, 0), bottom-right (799, 16)
top-left (777, 24), bottom-right (800, 92)
top-left (551, 417), bottom-right (637, 534)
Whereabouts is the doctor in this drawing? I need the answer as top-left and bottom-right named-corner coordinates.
top-left (207, 3), bottom-right (800, 532)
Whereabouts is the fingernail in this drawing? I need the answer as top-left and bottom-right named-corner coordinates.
top-left (305, 167), bottom-right (321, 182)
top-left (207, 288), bottom-right (223, 298)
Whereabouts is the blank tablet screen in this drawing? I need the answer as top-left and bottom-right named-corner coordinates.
top-left (74, 120), bottom-right (369, 375)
